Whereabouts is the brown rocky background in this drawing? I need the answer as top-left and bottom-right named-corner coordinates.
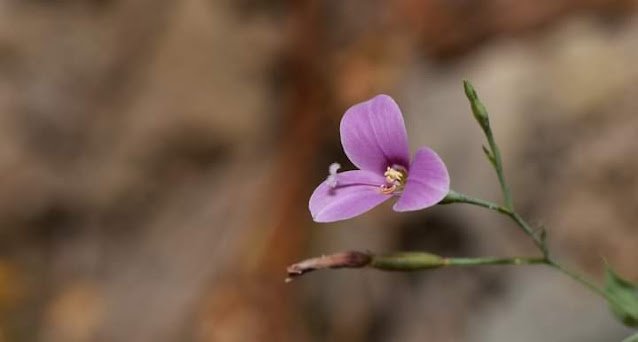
top-left (0, 1), bottom-right (637, 341)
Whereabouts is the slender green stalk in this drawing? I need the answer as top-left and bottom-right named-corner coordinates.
top-left (369, 253), bottom-right (545, 271)
top-left (441, 191), bottom-right (614, 301)
top-left (288, 251), bottom-right (615, 306)
top-left (444, 81), bottom-right (612, 308)
top-left (441, 190), bottom-right (509, 214)
top-left (546, 259), bottom-right (632, 314)
top-left (463, 80), bottom-right (514, 209)
top-left (484, 124), bottom-right (513, 209)
top-left (507, 211), bottom-right (544, 250)
top-left (546, 258), bottom-right (609, 301)
top-left (442, 190), bottom-right (544, 250)
top-left (446, 256), bottom-right (546, 267)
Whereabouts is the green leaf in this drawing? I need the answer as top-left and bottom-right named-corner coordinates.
top-left (621, 332), bottom-right (638, 342)
top-left (605, 263), bottom-right (638, 327)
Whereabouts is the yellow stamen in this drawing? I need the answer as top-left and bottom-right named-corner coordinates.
top-left (381, 166), bottom-right (407, 195)
top-left (384, 168), bottom-right (400, 183)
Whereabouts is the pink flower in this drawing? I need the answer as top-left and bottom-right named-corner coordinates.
top-left (309, 95), bottom-right (450, 222)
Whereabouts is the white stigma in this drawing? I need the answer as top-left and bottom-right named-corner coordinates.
top-left (327, 162), bottom-right (341, 188)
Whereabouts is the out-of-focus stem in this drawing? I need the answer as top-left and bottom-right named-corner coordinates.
top-left (621, 332), bottom-right (638, 342)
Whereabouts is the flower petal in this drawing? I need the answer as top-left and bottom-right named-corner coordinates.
top-left (309, 170), bottom-right (392, 223)
top-left (340, 94), bottom-right (411, 173)
top-left (393, 147), bottom-right (450, 212)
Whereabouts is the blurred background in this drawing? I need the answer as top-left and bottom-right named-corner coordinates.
top-left (0, 0), bottom-right (637, 341)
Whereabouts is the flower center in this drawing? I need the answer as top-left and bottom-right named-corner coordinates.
top-left (381, 165), bottom-right (407, 195)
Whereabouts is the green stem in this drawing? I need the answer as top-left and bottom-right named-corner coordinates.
top-left (370, 252), bottom-right (546, 271)
top-left (370, 252), bottom-right (616, 305)
top-left (441, 190), bottom-right (544, 250)
top-left (440, 191), bottom-right (618, 305)
top-left (546, 258), bottom-right (609, 301)
top-left (546, 259), bottom-right (631, 313)
top-left (442, 81), bottom-right (623, 329)
top-left (441, 190), bottom-right (510, 214)
top-left (463, 80), bottom-right (514, 209)
top-left (484, 125), bottom-right (514, 209)
top-left (447, 256), bottom-right (546, 267)
top-left (508, 211), bottom-right (544, 250)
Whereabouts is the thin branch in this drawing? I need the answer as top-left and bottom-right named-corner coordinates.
top-left (463, 80), bottom-right (514, 209)
top-left (441, 190), bottom-right (545, 251)
top-left (287, 252), bottom-right (546, 280)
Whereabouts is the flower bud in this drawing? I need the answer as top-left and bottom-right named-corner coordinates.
top-left (371, 252), bottom-right (445, 271)
top-left (463, 80), bottom-right (490, 131)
